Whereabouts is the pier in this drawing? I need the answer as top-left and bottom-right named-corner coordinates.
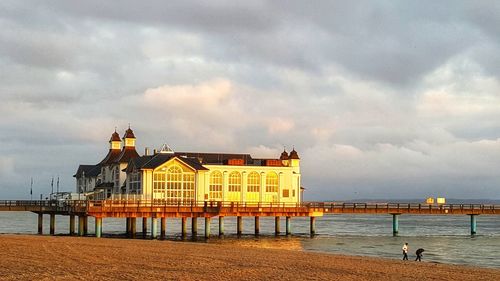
top-left (0, 200), bottom-right (499, 237)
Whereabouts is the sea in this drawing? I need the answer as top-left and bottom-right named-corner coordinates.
top-left (0, 212), bottom-right (498, 269)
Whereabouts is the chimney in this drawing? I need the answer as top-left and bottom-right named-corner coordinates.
top-left (144, 147), bottom-right (150, 156)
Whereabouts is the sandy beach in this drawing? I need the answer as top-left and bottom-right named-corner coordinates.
top-left (0, 235), bottom-right (498, 281)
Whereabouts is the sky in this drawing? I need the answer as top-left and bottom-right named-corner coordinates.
top-left (1, 1), bottom-right (500, 200)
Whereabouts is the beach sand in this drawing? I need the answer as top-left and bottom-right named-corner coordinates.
top-left (0, 235), bottom-right (498, 281)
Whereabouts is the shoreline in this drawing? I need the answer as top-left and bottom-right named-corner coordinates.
top-left (0, 234), bottom-right (499, 280)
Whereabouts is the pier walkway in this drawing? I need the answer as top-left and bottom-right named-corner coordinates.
top-left (0, 200), bottom-right (499, 237)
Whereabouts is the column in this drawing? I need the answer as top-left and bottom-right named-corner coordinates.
top-left (275, 216), bottom-right (280, 235)
top-left (130, 218), bottom-right (137, 238)
top-left (126, 218), bottom-right (131, 236)
top-left (69, 215), bottom-right (75, 236)
top-left (151, 217), bottom-right (158, 239)
top-left (160, 217), bottom-right (166, 239)
top-left (78, 216), bottom-right (84, 236)
top-left (392, 214), bottom-right (399, 236)
top-left (254, 216), bottom-right (260, 236)
top-left (37, 213), bottom-right (43, 235)
top-left (83, 216), bottom-right (88, 235)
top-left (470, 214), bottom-right (477, 235)
top-left (237, 216), bottom-right (243, 236)
top-left (181, 217), bottom-right (187, 238)
top-left (50, 213), bottom-right (56, 235)
top-left (192, 217), bottom-right (198, 236)
top-left (286, 216), bottom-right (291, 235)
top-left (95, 217), bottom-right (102, 238)
top-left (218, 216), bottom-right (224, 236)
top-left (310, 216), bottom-right (316, 236)
top-left (142, 217), bottom-right (148, 238)
top-left (205, 217), bottom-right (211, 238)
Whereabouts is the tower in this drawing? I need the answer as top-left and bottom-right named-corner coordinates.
top-left (109, 129), bottom-right (121, 150)
top-left (288, 148), bottom-right (300, 167)
top-left (280, 148), bottom-right (289, 166)
top-left (123, 126), bottom-right (136, 148)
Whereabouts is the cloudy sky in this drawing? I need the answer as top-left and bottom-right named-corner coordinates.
top-left (1, 1), bottom-right (500, 200)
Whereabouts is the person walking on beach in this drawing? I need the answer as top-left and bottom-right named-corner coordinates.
top-left (402, 243), bottom-right (409, 260)
top-left (415, 248), bottom-right (424, 262)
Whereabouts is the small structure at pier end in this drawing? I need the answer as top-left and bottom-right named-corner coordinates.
top-left (75, 127), bottom-right (302, 204)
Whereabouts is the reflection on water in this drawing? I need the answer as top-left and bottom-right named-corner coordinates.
top-left (0, 212), bottom-right (498, 268)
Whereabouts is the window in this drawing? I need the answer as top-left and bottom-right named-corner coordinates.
top-left (209, 171), bottom-right (223, 200)
top-left (129, 172), bottom-right (141, 193)
top-left (283, 189), bottom-right (289, 197)
top-left (266, 172), bottom-right (278, 193)
top-left (166, 166), bottom-right (182, 202)
top-left (153, 172), bottom-right (165, 192)
top-left (228, 172), bottom-right (241, 192)
top-left (247, 172), bottom-right (260, 192)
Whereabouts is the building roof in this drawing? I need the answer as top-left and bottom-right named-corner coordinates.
top-left (289, 149), bottom-right (300, 159)
top-left (109, 131), bottom-right (121, 142)
top-left (123, 127), bottom-right (136, 139)
top-left (73, 164), bottom-right (101, 178)
top-left (174, 152), bottom-right (253, 165)
top-left (128, 153), bottom-right (208, 171)
top-left (100, 149), bottom-right (122, 165)
top-left (114, 147), bottom-right (140, 164)
top-left (280, 149), bottom-right (289, 160)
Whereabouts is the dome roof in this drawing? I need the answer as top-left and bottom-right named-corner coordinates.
top-left (109, 130), bottom-right (121, 142)
top-left (289, 148), bottom-right (300, 160)
top-left (280, 149), bottom-right (289, 160)
top-left (123, 127), bottom-right (136, 139)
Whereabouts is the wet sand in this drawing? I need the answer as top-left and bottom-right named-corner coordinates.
top-left (0, 235), bottom-right (498, 281)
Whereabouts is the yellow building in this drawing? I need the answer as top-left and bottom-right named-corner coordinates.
top-left (76, 128), bottom-right (302, 204)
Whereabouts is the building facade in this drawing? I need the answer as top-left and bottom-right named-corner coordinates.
top-left (75, 128), bottom-right (302, 203)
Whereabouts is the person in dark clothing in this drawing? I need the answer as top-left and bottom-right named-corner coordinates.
top-left (415, 248), bottom-right (425, 261)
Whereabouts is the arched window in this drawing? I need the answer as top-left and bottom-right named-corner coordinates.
top-left (209, 171), bottom-right (223, 200)
top-left (228, 172), bottom-right (241, 192)
top-left (266, 172), bottom-right (278, 193)
top-left (247, 172), bottom-right (260, 192)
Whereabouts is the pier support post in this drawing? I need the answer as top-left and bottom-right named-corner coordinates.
top-left (470, 214), bottom-right (477, 235)
top-left (151, 217), bottom-right (158, 239)
top-left (78, 216), bottom-right (84, 236)
top-left (142, 217), bottom-right (148, 238)
top-left (95, 217), bottom-right (102, 238)
top-left (237, 216), bottom-right (243, 236)
top-left (181, 217), bottom-right (187, 238)
top-left (392, 214), bottom-right (399, 236)
top-left (192, 217), bottom-right (198, 236)
top-left (160, 217), bottom-right (166, 239)
top-left (254, 216), bottom-right (260, 236)
top-left (286, 216), bottom-right (291, 235)
top-left (83, 216), bottom-right (88, 236)
top-left (310, 217), bottom-right (316, 236)
top-left (50, 213), bottom-right (56, 235)
top-left (275, 216), bottom-right (280, 235)
top-left (205, 217), bottom-right (211, 238)
top-left (130, 218), bottom-right (137, 238)
top-left (126, 218), bottom-right (130, 235)
top-left (69, 215), bottom-right (75, 235)
top-left (218, 216), bottom-right (224, 236)
top-left (37, 213), bottom-right (43, 234)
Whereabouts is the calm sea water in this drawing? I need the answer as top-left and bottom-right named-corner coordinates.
top-left (0, 212), bottom-right (498, 269)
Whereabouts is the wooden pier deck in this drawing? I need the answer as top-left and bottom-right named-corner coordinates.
top-left (0, 200), bottom-right (499, 237)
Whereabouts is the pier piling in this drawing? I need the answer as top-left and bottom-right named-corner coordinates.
top-left (151, 217), bottom-right (158, 239)
top-left (392, 214), bottom-right (399, 236)
top-left (310, 217), bottom-right (316, 236)
top-left (95, 217), bottom-right (102, 238)
top-left (181, 217), bottom-right (187, 238)
top-left (254, 216), bottom-right (260, 236)
top-left (37, 213), bottom-right (43, 234)
top-left (160, 217), bottom-right (166, 239)
top-left (470, 214), bottom-right (477, 235)
top-left (218, 216), bottom-right (224, 236)
top-left (126, 218), bottom-right (131, 236)
top-left (275, 216), bottom-right (280, 235)
top-left (142, 217), bottom-right (148, 238)
top-left (205, 217), bottom-right (211, 238)
top-left (286, 216), bottom-right (291, 235)
top-left (78, 216), bottom-right (84, 236)
top-left (130, 218), bottom-right (137, 238)
top-left (83, 216), bottom-right (88, 236)
top-left (192, 217), bottom-right (198, 236)
top-left (69, 215), bottom-right (75, 235)
top-left (49, 213), bottom-right (55, 235)
top-left (237, 216), bottom-right (243, 236)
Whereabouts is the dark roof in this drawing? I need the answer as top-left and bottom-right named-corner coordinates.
top-left (289, 149), bottom-right (300, 159)
top-left (124, 155), bottom-right (155, 172)
top-left (115, 147), bottom-right (140, 164)
top-left (73, 164), bottom-right (101, 178)
top-left (174, 152), bottom-right (253, 165)
top-left (109, 131), bottom-right (120, 142)
top-left (123, 127), bottom-right (135, 139)
top-left (100, 149), bottom-right (121, 165)
top-left (129, 153), bottom-right (208, 171)
top-left (280, 149), bottom-right (289, 160)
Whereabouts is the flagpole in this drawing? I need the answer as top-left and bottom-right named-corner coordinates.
top-left (30, 177), bottom-right (33, 200)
